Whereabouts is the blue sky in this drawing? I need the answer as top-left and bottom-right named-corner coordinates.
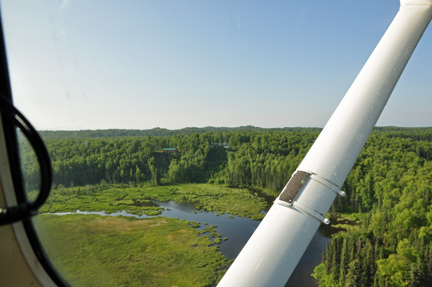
top-left (1, 0), bottom-right (431, 130)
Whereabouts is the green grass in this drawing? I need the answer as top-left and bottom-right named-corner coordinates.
top-left (35, 183), bottom-right (267, 286)
top-left (35, 214), bottom-right (228, 287)
top-left (158, 183), bottom-right (266, 219)
top-left (41, 183), bottom-right (267, 220)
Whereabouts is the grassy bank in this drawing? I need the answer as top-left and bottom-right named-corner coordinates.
top-left (36, 214), bottom-right (228, 287)
top-left (40, 183), bottom-right (267, 220)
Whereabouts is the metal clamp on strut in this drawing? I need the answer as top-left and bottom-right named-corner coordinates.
top-left (309, 173), bottom-right (346, 197)
top-left (276, 170), bottom-right (346, 225)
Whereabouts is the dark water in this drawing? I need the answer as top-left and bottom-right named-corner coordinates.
top-left (285, 224), bottom-right (332, 287)
top-left (152, 200), bottom-right (261, 259)
top-left (154, 201), bottom-right (347, 287)
top-left (53, 202), bottom-right (343, 287)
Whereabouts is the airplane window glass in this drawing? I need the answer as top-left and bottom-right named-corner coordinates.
top-left (2, 0), bottom-right (431, 287)
top-left (2, 1), bottom-right (281, 285)
top-left (16, 131), bottom-right (41, 202)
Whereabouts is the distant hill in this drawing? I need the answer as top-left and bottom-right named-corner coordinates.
top-left (34, 126), bottom-right (432, 140)
top-left (36, 126), bottom-right (323, 139)
top-left (373, 126), bottom-right (432, 141)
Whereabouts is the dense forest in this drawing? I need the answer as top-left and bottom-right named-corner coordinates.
top-left (314, 130), bottom-right (432, 286)
top-left (19, 127), bottom-right (432, 286)
top-left (20, 129), bottom-right (317, 192)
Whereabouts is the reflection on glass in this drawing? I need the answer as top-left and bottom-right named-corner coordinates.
top-left (17, 129), bottom-right (40, 202)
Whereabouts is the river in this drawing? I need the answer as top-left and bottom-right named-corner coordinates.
top-left (55, 200), bottom-right (343, 287)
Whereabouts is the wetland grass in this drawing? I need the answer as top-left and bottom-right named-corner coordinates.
top-left (41, 183), bottom-right (267, 220)
top-left (35, 183), bottom-right (267, 286)
top-left (36, 214), bottom-right (227, 287)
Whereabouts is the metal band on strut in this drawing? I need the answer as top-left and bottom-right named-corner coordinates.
top-left (277, 170), bottom-right (346, 225)
top-left (309, 174), bottom-right (346, 197)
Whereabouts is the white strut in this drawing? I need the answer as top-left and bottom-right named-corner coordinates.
top-left (217, 1), bottom-right (432, 286)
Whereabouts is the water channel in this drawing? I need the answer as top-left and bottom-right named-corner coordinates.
top-left (53, 199), bottom-right (345, 287)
